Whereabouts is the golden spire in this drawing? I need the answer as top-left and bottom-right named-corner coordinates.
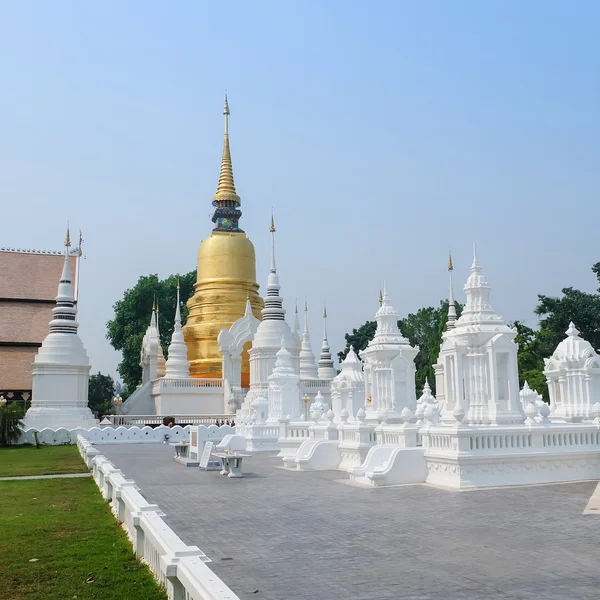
top-left (323, 306), bottom-right (327, 319)
top-left (379, 289), bottom-right (383, 305)
top-left (212, 93), bottom-right (240, 206)
top-left (64, 225), bottom-right (71, 248)
top-left (448, 251), bottom-right (454, 272)
top-left (304, 296), bottom-right (308, 312)
top-left (270, 211), bottom-right (276, 233)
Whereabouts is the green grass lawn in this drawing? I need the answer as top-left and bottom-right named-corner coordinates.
top-left (0, 477), bottom-right (167, 600)
top-left (0, 445), bottom-right (90, 477)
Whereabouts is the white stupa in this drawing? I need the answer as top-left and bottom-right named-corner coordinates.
top-left (544, 322), bottom-right (600, 421)
top-left (299, 298), bottom-right (318, 379)
top-left (164, 281), bottom-right (191, 378)
top-left (331, 347), bottom-right (365, 418)
top-left (24, 229), bottom-right (96, 429)
top-left (242, 216), bottom-right (300, 413)
top-left (268, 336), bottom-right (301, 421)
top-left (437, 246), bottom-right (525, 425)
top-left (317, 306), bottom-right (337, 380)
top-left (361, 284), bottom-right (418, 420)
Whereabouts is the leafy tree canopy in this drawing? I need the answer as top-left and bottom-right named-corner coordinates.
top-left (535, 261), bottom-right (600, 355)
top-left (88, 372), bottom-right (116, 417)
top-left (107, 270), bottom-right (196, 392)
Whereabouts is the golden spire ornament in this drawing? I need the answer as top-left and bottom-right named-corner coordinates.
top-left (270, 212), bottom-right (276, 233)
top-left (448, 251), bottom-right (454, 272)
top-left (212, 93), bottom-right (240, 206)
top-left (64, 226), bottom-right (71, 248)
top-left (379, 289), bottom-right (383, 305)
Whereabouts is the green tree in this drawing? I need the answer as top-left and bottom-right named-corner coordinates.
top-left (107, 270), bottom-right (196, 392)
top-left (511, 321), bottom-right (549, 400)
top-left (535, 261), bottom-right (600, 355)
top-left (0, 400), bottom-right (24, 446)
top-left (88, 372), bottom-right (116, 417)
top-left (337, 320), bottom-right (377, 363)
top-left (338, 300), bottom-right (463, 397)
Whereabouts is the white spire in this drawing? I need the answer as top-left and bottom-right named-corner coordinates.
top-left (299, 298), bottom-right (318, 378)
top-left (49, 234), bottom-right (79, 335)
top-left (293, 300), bottom-right (300, 334)
top-left (457, 246), bottom-right (504, 328)
top-left (23, 227), bottom-right (95, 430)
top-left (318, 305), bottom-right (336, 379)
top-left (262, 215), bottom-right (286, 322)
top-left (446, 250), bottom-right (457, 330)
top-left (165, 281), bottom-right (191, 379)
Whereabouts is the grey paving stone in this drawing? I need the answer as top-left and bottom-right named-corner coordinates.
top-left (100, 444), bottom-right (599, 600)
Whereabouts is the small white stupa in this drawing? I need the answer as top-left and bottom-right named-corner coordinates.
top-left (361, 284), bottom-right (418, 420)
top-left (544, 322), bottom-right (600, 421)
top-left (24, 228), bottom-right (96, 429)
top-left (437, 246), bottom-right (525, 425)
top-left (164, 281), bottom-right (191, 379)
top-left (331, 347), bottom-right (365, 418)
top-left (243, 215), bottom-right (300, 413)
top-left (317, 306), bottom-right (337, 380)
top-left (299, 298), bottom-right (318, 379)
top-left (268, 336), bottom-right (301, 421)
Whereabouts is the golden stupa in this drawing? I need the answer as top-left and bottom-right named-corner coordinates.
top-left (182, 96), bottom-right (263, 386)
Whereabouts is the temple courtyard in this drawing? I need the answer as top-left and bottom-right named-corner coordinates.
top-left (100, 444), bottom-right (600, 600)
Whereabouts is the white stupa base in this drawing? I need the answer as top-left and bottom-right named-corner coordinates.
top-left (23, 406), bottom-right (98, 430)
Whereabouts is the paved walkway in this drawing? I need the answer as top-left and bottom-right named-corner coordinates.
top-left (100, 444), bottom-right (599, 600)
top-left (0, 472), bottom-right (91, 481)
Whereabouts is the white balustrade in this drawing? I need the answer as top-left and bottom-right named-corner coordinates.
top-left (300, 379), bottom-right (332, 389)
top-left (109, 414), bottom-right (231, 427)
top-left (159, 378), bottom-right (224, 389)
top-left (76, 435), bottom-right (240, 600)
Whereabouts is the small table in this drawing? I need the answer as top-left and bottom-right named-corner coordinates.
top-left (213, 452), bottom-right (251, 478)
top-left (170, 442), bottom-right (189, 459)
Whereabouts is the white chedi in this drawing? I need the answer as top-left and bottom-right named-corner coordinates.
top-left (244, 224), bottom-right (300, 413)
top-left (310, 391), bottom-right (328, 421)
top-left (317, 308), bottom-right (337, 380)
top-left (299, 300), bottom-right (318, 379)
top-left (267, 336), bottom-right (301, 422)
top-left (415, 379), bottom-right (436, 426)
top-left (24, 234), bottom-right (96, 429)
top-left (331, 347), bottom-right (365, 419)
top-left (164, 283), bottom-right (191, 379)
top-left (361, 286), bottom-right (418, 420)
top-left (544, 322), bottom-right (600, 422)
top-left (251, 390), bottom-right (269, 424)
top-left (436, 248), bottom-right (525, 425)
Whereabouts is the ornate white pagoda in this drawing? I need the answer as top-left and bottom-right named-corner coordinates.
top-left (361, 286), bottom-right (418, 421)
top-left (437, 247), bottom-right (524, 425)
top-left (544, 322), bottom-right (600, 421)
top-left (241, 218), bottom-right (300, 414)
top-left (331, 348), bottom-right (365, 419)
top-left (23, 230), bottom-right (96, 429)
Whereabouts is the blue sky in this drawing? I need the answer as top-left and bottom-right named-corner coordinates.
top-left (2, 1), bottom-right (600, 379)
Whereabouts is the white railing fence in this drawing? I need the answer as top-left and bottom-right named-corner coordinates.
top-left (109, 414), bottom-right (232, 427)
top-left (76, 435), bottom-right (240, 600)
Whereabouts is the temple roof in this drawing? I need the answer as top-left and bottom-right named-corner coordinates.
top-left (0, 251), bottom-right (78, 301)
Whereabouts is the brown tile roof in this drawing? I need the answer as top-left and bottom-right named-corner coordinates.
top-left (0, 251), bottom-right (78, 301)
